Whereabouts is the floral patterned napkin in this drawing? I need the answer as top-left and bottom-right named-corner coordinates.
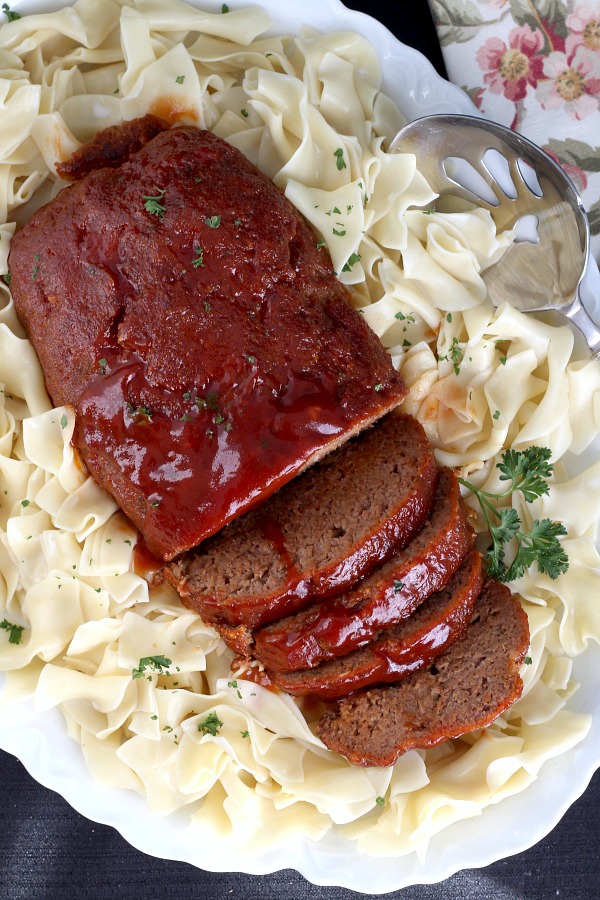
top-left (428, 0), bottom-right (600, 263)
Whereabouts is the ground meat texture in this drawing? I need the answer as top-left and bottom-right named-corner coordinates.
top-left (166, 412), bottom-right (438, 629)
top-left (268, 549), bottom-right (483, 699)
top-left (253, 468), bottom-right (473, 671)
top-left (9, 118), bottom-right (407, 561)
top-left (317, 578), bottom-right (530, 766)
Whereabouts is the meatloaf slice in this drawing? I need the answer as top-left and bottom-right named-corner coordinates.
top-left (9, 118), bottom-right (407, 561)
top-left (268, 549), bottom-right (483, 699)
top-left (317, 578), bottom-right (529, 766)
top-left (253, 467), bottom-right (472, 671)
top-left (166, 412), bottom-right (437, 629)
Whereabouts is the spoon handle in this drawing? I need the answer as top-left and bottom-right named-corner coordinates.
top-left (565, 291), bottom-right (600, 360)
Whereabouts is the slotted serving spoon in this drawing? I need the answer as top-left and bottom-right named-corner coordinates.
top-left (390, 114), bottom-right (600, 358)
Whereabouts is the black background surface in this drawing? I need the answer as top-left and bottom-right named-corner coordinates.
top-left (1, 2), bottom-right (598, 898)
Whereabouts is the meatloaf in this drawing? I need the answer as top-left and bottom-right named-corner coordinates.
top-left (317, 578), bottom-right (530, 766)
top-left (8, 117), bottom-right (407, 560)
top-left (253, 467), bottom-right (473, 671)
top-left (165, 411), bottom-right (438, 629)
top-left (268, 548), bottom-right (483, 699)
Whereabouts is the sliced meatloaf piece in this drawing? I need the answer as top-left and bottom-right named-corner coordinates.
top-left (317, 578), bottom-right (530, 766)
top-left (268, 549), bottom-right (483, 699)
top-left (165, 412), bottom-right (437, 629)
top-left (9, 117), bottom-right (407, 561)
top-left (253, 467), bottom-right (473, 671)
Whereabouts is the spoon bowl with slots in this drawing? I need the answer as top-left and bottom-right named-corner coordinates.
top-left (390, 113), bottom-right (600, 358)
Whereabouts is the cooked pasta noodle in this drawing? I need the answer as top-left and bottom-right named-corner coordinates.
top-left (0, 0), bottom-right (598, 860)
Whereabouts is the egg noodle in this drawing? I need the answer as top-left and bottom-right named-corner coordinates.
top-left (1, 0), bottom-right (600, 862)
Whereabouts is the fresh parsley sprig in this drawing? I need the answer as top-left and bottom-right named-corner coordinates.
top-left (458, 446), bottom-right (569, 583)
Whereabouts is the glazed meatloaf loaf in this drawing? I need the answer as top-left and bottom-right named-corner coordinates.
top-left (8, 116), bottom-right (407, 561)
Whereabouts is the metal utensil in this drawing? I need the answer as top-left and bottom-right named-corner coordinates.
top-left (390, 113), bottom-right (600, 358)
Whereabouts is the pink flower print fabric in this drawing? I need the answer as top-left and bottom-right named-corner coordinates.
top-left (429, 0), bottom-right (600, 261)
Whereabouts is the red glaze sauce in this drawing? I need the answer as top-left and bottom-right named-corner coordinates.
top-left (11, 121), bottom-right (406, 561)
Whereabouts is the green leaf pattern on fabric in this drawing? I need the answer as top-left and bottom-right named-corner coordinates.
top-left (428, 0), bottom-right (600, 248)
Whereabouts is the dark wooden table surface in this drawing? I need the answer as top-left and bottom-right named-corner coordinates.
top-left (1, 3), bottom-right (598, 898)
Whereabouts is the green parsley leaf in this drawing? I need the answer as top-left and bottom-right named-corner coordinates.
top-left (241, 730), bottom-right (250, 738)
top-left (131, 655), bottom-right (172, 679)
top-left (393, 580), bottom-right (404, 593)
top-left (98, 358), bottom-right (108, 374)
top-left (228, 679), bottom-right (242, 699)
top-left (446, 313), bottom-right (453, 323)
top-left (221, 3), bottom-right (229, 11)
top-left (332, 227), bottom-right (346, 237)
top-left (60, 414), bottom-right (68, 429)
top-left (2, 3), bottom-right (20, 21)
top-left (496, 447), bottom-right (553, 503)
top-left (197, 711), bottom-right (223, 736)
top-left (524, 656), bottom-right (532, 665)
top-left (240, 108), bottom-right (249, 117)
top-left (394, 311), bottom-right (415, 322)
top-left (0, 618), bottom-right (24, 644)
top-left (192, 246), bottom-right (205, 268)
top-left (493, 409), bottom-right (500, 420)
top-left (342, 252), bottom-right (361, 272)
top-left (375, 796), bottom-right (385, 807)
top-left (205, 215), bottom-right (221, 228)
top-left (175, 75), bottom-right (185, 84)
top-left (374, 383), bottom-right (383, 392)
top-left (2, 272), bottom-right (10, 286)
top-left (333, 147), bottom-right (346, 170)
top-left (143, 186), bottom-right (166, 219)
top-left (316, 239), bottom-right (326, 249)
top-left (21, 499), bottom-right (30, 508)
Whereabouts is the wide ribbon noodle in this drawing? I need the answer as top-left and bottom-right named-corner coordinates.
top-left (0, 0), bottom-right (599, 860)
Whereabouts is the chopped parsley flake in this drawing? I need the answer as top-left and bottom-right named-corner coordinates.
top-left (98, 358), bottom-right (108, 374)
top-left (192, 246), bottom-right (205, 268)
top-left (20, 499), bottom-right (30, 508)
top-left (493, 409), bottom-right (501, 420)
top-left (175, 75), bottom-right (185, 84)
top-left (132, 655), bottom-right (172, 680)
top-left (197, 711), bottom-right (223, 736)
top-left (333, 147), bottom-right (346, 170)
top-left (221, 3), bottom-right (229, 11)
top-left (60, 414), bottom-right (68, 429)
top-left (204, 301), bottom-right (211, 312)
top-left (205, 215), bottom-right (221, 228)
top-left (326, 206), bottom-right (341, 217)
top-left (394, 311), bottom-right (415, 322)
top-left (0, 618), bottom-right (24, 644)
top-left (332, 227), bottom-right (346, 237)
top-left (240, 108), bottom-right (249, 117)
top-left (374, 383), bottom-right (383, 392)
top-left (524, 656), bottom-right (532, 665)
top-left (316, 239), bottom-right (326, 249)
top-left (2, 3), bottom-right (20, 21)
top-left (245, 354), bottom-right (256, 364)
top-left (241, 730), bottom-right (250, 738)
top-left (375, 796), bottom-right (385, 807)
top-left (393, 580), bottom-right (404, 593)
top-left (342, 252), bottom-right (361, 272)
top-left (143, 186), bottom-right (166, 219)
top-left (440, 337), bottom-right (463, 375)
top-left (2, 272), bottom-right (10, 286)
top-left (499, 355), bottom-right (507, 366)
top-left (228, 679), bottom-right (242, 699)
top-left (446, 313), bottom-right (453, 323)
